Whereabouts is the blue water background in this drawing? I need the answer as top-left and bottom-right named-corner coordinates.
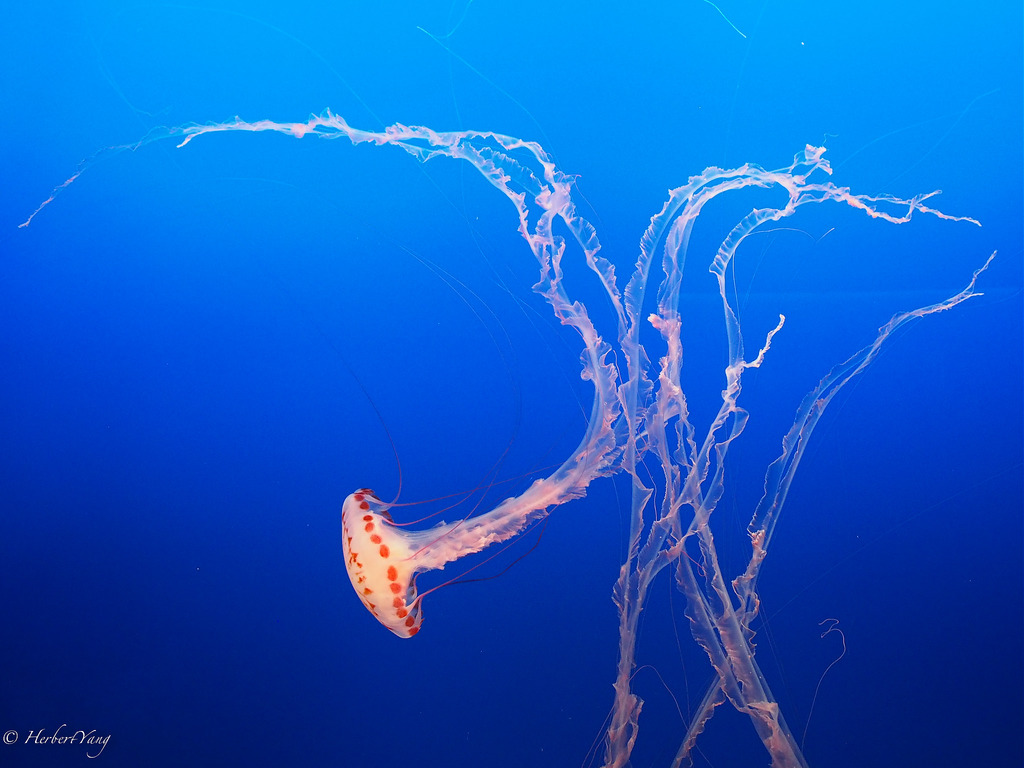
top-left (2, 2), bottom-right (1021, 766)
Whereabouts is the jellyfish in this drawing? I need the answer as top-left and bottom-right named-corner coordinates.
top-left (27, 113), bottom-right (990, 767)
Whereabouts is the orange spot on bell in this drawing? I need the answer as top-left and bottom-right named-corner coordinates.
top-left (359, 501), bottom-right (370, 510)
top-left (386, 566), bottom-right (397, 581)
top-left (408, 626), bottom-right (419, 637)
top-left (361, 514), bottom-right (372, 521)
top-left (392, 597), bottom-right (404, 608)
top-left (379, 545), bottom-right (390, 558)
top-left (396, 608), bottom-right (408, 618)
top-left (389, 583), bottom-right (401, 594)
top-left (404, 615), bottom-right (415, 627)
top-left (364, 522), bottom-right (374, 532)
top-left (370, 534), bottom-right (382, 544)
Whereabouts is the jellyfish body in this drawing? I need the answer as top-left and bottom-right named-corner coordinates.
top-left (341, 490), bottom-right (425, 637)
top-left (341, 484), bottom-right (563, 638)
top-left (341, 421), bottom-right (620, 638)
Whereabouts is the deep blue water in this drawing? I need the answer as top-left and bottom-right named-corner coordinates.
top-left (2, 2), bottom-right (1021, 767)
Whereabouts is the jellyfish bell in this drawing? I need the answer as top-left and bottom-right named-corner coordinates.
top-left (341, 489), bottom-right (425, 638)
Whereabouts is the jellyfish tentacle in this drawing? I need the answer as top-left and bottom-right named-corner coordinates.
top-left (74, 114), bottom-right (987, 761)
